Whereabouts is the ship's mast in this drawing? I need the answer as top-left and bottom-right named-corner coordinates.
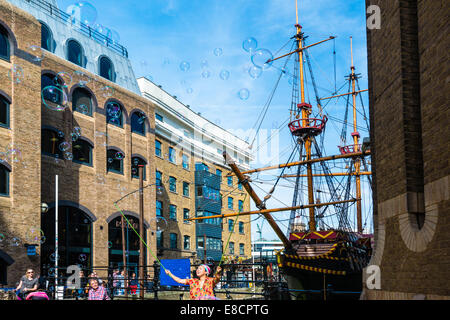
top-left (350, 37), bottom-right (363, 233)
top-left (296, 0), bottom-right (316, 231)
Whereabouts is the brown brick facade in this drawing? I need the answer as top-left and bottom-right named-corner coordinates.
top-left (363, 0), bottom-right (449, 299)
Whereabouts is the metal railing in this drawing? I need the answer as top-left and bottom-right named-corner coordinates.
top-left (21, 0), bottom-right (128, 57)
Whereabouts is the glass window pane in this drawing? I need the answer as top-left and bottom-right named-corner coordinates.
top-left (0, 97), bottom-right (9, 126)
top-left (0, 27), bottom-right (9, 60)
top-left (68, 40), bottom-right (83, 66)
top-left (0, 165), bottom-right (9, 195)
top-left (41, 23), bottom-right (52, 52)
top-left (100, 56), bottom-right (114, 81)
top-left (107, 149), bottom-right (123, 173)
top-left (73, 140), bottom-right (92, 165)
top-left (73, 88), bottom-right (92, 116)
top-left (106, 102), bottom-right (123, 126)
top-left (131, 112), bottom-right (146, 135)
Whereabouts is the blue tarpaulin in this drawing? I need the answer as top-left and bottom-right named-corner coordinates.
top-left (160, 258), bottom-right (191, 286)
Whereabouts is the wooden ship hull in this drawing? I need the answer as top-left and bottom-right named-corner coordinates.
top-left (277, 230), bottom-right (372, 300)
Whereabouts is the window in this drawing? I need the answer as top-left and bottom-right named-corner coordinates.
top-left (168, 147), bottom-right (176, 163)
top-left (216, 169), bottom-right (222, 177)
top-left (238, 183), bottom-right (243, 191)
top-left (99, 56), bottom-right (115, 82)
top-left (229, 242), bottom-right (234, 255)
top-left (239, 222), bottom-right (244, 234)
top-left (40, 22), bottom-right (53, 52)
top-left (156, 170), bottom-right (162, 186)
top-left (72, 87), bottom-right (93, 116)
top-left (182, 154), bottom-right (189, 170)
top-left (155, 113), bottom-right (163, 122)
top-left (131, 157), bottom-right (147, 180)
top-left (183, 208), bottom-right (190, 222)
top-left (238, 200), bottom-right (243, 212)
top-left (0, 164), bottom-right (10, 196)
top-left (228, 219), bottom-right (234, 232)
top-left (169, 205), bottom-right (177, 220)
top-left (67, 40), bottom-right (84, 66)
top-left (131, 111), bottom-right (146, 135)
top-left (42, 74), bottom-right (64, 105)
top-left (0, 25), bottom-right (10, 61)
top-left (170, 233), bottom-right (177, 249)
top-left (227, 176), bottom-right (233, 186)
top-left (155, 140), bottom-right (162, 157)
top-left (239, 243), bottom-right (245, 255)
top-left (0, 96), bottom-right (10, 128)
top-left (42, 128), bottom-right (64, 158)
top-left (72, 139), bottom-right (93, 165)
top-left (228, 197), bottom-right (233, 210)
top-left (107, 149), bottom-right (123, 174)
top-left (106, 101), bottom-right (123, 127)
top-left (169, 176), bottom-right (176, 193)
top-left (183, 235), bottom-right (190, 250)
top-left (195, 163), bottom-right (208, 172)
top-left (156, 201), bottom-right (163, 217)
top-left (157, 232), bottom-right (163, 248)
top-left (197, 236), bottom-right (204, 249)
top-left (183, 182), bottom-right (189, 197)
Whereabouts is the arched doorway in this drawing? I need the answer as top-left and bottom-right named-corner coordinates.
top-left (108, 214), bottom-right (147, 275)
top-left (41, 205), bottom-right (93, 275)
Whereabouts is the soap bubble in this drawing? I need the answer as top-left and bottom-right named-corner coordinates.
top-left (25, 227), bottom-right (44, 243)
top-left (186, 87), bottom-right (193, 94)
top-left (219, 70), bottom-right (230, 80)
top-left (64, 152), bottom-right (73, 160)
top-left (74, 70), bottom-right (91, 87)
top-left (200, 60), bottom-right (208, 68)
top-left (70, 133), bottom-right (79, 141)
top-left (79, 253), bottom-right (87, 262)
top-left (248, 65), bottom-right (263, 79)
top-left (213, 48), bottom-right (223, 56)
top-left (10, 237), bottom-right (21, 247)
top-left (59, 142), bottom-right (71, 152)
top-left (28, 45), bottom-right (45, 62)
top-left (73, 126), bottom-right (82, 137)
top-left (201, 70), bottom-right (211, 78)
top-left (8, 64), bottom-right (23, 84)
top-left (109, 29), bottom-right (120, 45)
top-left (100, 86), bottom-right (115, 98)
top-left (0, 233), bottom-right (5, 244)
top-left (48, 267), bottom-right (55, 276)
top-left (6, 147), bottom-right (22, 163)
top-left (94, 23), bottom-right (112, 43)
top-left (238, 88), bottom-right (250, 100)
top-left (242, 37), bottom-right (258, 53)
top-left (156, 186), bottom-right (163, 195)
top-left (66, 1), bottom-right (98, 27)
top-left (150, 216), bottom-right (168, 232)
top-left (57, 131), bottom-right (64, 138)
top-left (108, 241), bottom-right (113, 248)
top-left (251, 48), bottom-right (273, 70)
top-left (56, 72), bottom-right (72, 88)
top-left (179, 61), bottom-right (190, 72)
top-left (49, 252), bottom-right (59, 262)
top-left (76, 104), bottom-right (90, 115)
top-left (115, 151), bottom-right (125, 160)
top-left (108, 158), bottom-right (114, 164)
top-left (42, 86), bottom-right (69, 111)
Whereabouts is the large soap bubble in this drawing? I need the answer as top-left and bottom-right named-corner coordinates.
top-left (67, 1), bottom-right (98, 27)
top-left (242, 37), bottom-right (258, 53)
top-left (251, 48), bottom-right (273, 70)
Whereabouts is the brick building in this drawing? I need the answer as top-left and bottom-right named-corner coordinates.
top-left (0, 0), bottom-right (252, 287)
top-left (363, 0), bottom-right (449, 299)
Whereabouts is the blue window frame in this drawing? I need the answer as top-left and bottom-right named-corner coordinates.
top-left (238, 200), bottom-right (243, 212)
top-left (183, 208), bottom-right (190, 221)
top-left (155, 113), bottom-right (163, 122)
top-left (229, 242), bottom-right (234, 254)
top-left (216, 169), bottom-right (222, 177)
top-left (156, 201), bottom-right (163, 217)
top-left (72, 139), bottom-right (93, 166)
top-left (228, 197), bottom-right (233, 210)
top-left (106, 101), bottom-right (123, 127)
top-left (67, 39), bottom-right (84, 66)
top-left (99, 56), bottom-right (115, 82)
top-left (0, 95), bottom-right (10, 128)
top-left (228, 219), bottom-right (234, 232)
top-left (239, 221), bottom-right (244, 234)
top-left (107, 149), bottom-right (124, 174)
top-left (170, 233), bottom-right (177, 249)
top-left (238, 183), bottom-right (243, 191)
top-left (182, 154), bottom-right (189, 170)
top-left (131, 111), bottom-right (146, 135)
top-left (0, 164), bottom-right (10, 196)
top-left (131, 157), bottom-right (147, 180)
top-left (40, 22), bottom-right (53, 52)
top-left (156, 170), bottom-right (162, 186)
top-left (169, 205), bottom-right (177, 220)
top-left (155, 140), bottom-right (162, 157)
top-left (168, 147), bottom-right (176, 163)
top-left (169, 176), bottom-right (176, 193)
top-left (157, 232), bottom-right (163, 248)
top-left (72, 87), bottom-right (93, 116)
top-left (195, 163), bottom-right (209, 172)
top-left (183, 235), bottom-right (190, 250)
top-left (239, 243), bottom-right (245, 255)
top-left (227, 176), bottom-right (233, 186)
top-left (183, 181), bottom-right (189, 197)
top-left (0, 26), bottom-right (10, 61)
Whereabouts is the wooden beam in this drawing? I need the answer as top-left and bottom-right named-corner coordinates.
top-left (319, 89), bottom-right (368, 101)
top-left (282, 171), bottom-right (372, 178)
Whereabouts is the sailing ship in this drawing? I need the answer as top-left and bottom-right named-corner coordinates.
top-left (189, 1), bottom-right (373, 300)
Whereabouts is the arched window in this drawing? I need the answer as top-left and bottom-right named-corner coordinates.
top-left (106, 101), bottom-right (123, 127)
top-left (0, 25), bottom-right (10, 61)
top-left (72, 138), bottom-right (93, 165)
top-left (0, 163), bottom-right (10, 196)
top-left (99, 56), bottom-right (115, 82)
top-left (41, 74), bottom-right (64, 105)
top-left (42, 128), bottom-right (65, 158)
top-left (107, 148), bottom-right (124, 174)
top-left (0, 95), bottom-right (10, 128)
top-left (40, 22), bottom-right (53, 52)
top-left (41, 205), bottom-right (93, 270)
top-left (131, 111), bottom-right (146, 135)
top-left (67, 39), bottom-right (84, 66)
top-left (72, 87), bottom-right (93, 116)
top-left (131, 156), bottom-right (147, 180)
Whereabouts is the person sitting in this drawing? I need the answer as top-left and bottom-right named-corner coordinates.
top-left (15, 269), bottom-right (39, 300)
top-left (87, 278), bottom-right (110, 300)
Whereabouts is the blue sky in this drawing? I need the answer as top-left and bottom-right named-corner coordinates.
top-left (57, 0), bottom-right (372, 242)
